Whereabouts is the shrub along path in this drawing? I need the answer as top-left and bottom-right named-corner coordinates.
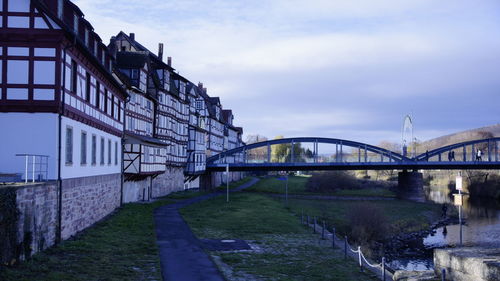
top-left (154, 177), bottom-right (259, 281)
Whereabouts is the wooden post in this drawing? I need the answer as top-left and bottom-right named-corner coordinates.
top-left (344, 236), bottom-right (347, 260)
top-left (322, 220), bottom-right (325, 239)
top-left (382, 257), bottom-right (386, 281)
top-left (332, 227), bottom-right (336, 248)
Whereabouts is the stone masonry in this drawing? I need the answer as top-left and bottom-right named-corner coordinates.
top-left (434, 247), bottom-right (500, 281)
top-left (15, 182), bottom-right (58, 259)
top-left (61, 174), bottom-right (121, 240)
top-left (151, 167), bottom-right (185, 198)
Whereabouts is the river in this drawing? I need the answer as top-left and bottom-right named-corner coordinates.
top-left (389, 185), bottom-right (500, 271)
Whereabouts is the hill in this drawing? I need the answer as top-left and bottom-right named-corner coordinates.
top-left (419, 124), bottom-right (500, 152)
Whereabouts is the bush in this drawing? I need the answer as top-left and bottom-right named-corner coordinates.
top-left (348, 203), bottom-right (388, 244)
top-left (306, 171), bottom-right (360, 192)
top-left (468, 173), bottom-right (500, 200)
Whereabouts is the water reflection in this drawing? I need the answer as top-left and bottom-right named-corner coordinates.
top-left (391, 186), bottom-right (500, 271)
top-left (423, 186), bottom-right (500, 248)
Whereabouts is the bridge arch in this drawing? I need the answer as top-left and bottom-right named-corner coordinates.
top-left (207, 137), bottom-right (409, 165)
top-left (415, 137), bottom-right (500, 162)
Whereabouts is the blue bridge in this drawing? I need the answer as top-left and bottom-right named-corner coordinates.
top-left (207, 137), bottom-right (500, 172)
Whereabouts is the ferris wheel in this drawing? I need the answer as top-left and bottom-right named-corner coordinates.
top-left (402, 115), bottom-right (414, 157)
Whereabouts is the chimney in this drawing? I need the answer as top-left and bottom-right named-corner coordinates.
top-left (167, 56), bottom-right (172, 67)
top-left (158, 43), bottom-right (164, 61)
top-left (203, 87), bottom-right (207, 93)
top-left (198, 82), bottom-right (203, 89)
top-left (129, 33), bottom-right (135, 41)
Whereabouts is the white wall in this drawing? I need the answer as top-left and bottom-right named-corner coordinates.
top-left (60, 116), bottom-right (121, 179)
top-left (0, 113), bottom-right (58, 180)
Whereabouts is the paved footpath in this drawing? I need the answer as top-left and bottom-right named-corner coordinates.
top-left (154, 178), bottom-right (260, 281)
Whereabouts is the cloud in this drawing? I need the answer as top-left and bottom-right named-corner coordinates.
top-left (73, 0), bottom-right (500, 144)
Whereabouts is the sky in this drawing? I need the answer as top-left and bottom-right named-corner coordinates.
top-left (73, 0), bottom-right (500, 145)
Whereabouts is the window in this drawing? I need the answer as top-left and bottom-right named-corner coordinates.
top-left (104, 89), bottom-right (108, 114)
top-left (71, 59), bottom-right (77, 93)
top-left (114, 142), bottom-right (118, 165)
top-left (111, 95), bottom-right (115, 118)
top-left (117, 101), bottom-right (121, 122)
top-left (73, 14), bottom-right (78, 34)
top-left (108, 139), bottom-right (111, 165)
top-left (7, 60), bottom-right (29, 84)
top-left (85, 72), bottom-right (91, 102)
top-left (65, 127), bottom-right (73, 165)
top-left (91, 135), bottom-right (96, 165)
top-left (95, 81), bottom-right (100, 108)
top-left (80, 131), bottom-right (87, 165)
top-left (100, 137), bottom-right (105, 165)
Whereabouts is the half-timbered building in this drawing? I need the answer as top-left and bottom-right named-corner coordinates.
top-left (112, 51), bottom-right (168, 202)
top-left (110, 32), bottom-right (187, 195)
top-left (0, 0), bottom-right (127, 240)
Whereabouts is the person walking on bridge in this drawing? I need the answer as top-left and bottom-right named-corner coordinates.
top-left (476, 149), bottom-right (482, 161)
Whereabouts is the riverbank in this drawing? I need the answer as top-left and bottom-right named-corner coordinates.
top-left (243, 176), bottom-right (445, 269)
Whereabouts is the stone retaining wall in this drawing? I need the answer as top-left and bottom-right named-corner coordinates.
top-left (434, 247), bottom-right (500, 281)
top-left (15, 182), bottom-right (58, 259)
top-left (151, 167), bottom-right (184, 198)
top-left (60, 174), bottom-right (121, 240)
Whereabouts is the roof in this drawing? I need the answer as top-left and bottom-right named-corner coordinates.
top-left (116, 52), bottom-right (149, 69)
top-left (113, 31), bottom-right (175, 72)
top-left (124, 132), bottom-right (168, 147)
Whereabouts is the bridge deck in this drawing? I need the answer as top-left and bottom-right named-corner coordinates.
top-left (207, 161), bottom-right (500, 171)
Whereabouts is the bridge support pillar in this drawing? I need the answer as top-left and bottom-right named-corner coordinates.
top-left (397, 170), bottom-right (425, 202)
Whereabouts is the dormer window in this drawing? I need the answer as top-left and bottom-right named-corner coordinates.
top-left (57, 0), bottom-right (63, 19)
top-left (73, 14), bottom-right (79, 34)
top-left (84, 29), bottom-right (89, 46)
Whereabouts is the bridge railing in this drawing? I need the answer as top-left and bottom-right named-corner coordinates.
top-left (208, 137), bottom-right (409, 166)
top-left (415, 138), bottom-right (500, 162)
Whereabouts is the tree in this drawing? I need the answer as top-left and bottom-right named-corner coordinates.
top-left (244, 134), bottom-right (268, 162)
top-left (271, 136), bottom-right (305, 162)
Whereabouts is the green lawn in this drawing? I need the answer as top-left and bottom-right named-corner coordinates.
top-left (243, 177), bottom-right (440, 238)
top-left (245, 175), bottom-right (396, 197)
top-left (181, 192), bottom-right (378, 281)
top-left (0, 188), bottom-right (207, 281)
top-left (216, 176), bottom-right (253, 191)
top-left (288, 198), bottom-right (441, 237)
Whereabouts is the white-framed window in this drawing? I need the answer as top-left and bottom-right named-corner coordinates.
top-left (81, 131), bottom-right (87, 165)
top-left (91, 134), bottom-right (97, 165)
top-left (100, 137), bottom-right (105, 165)
top-left (66, 126), bottom-right (73, 165)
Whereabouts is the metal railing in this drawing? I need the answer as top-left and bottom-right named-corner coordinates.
top-left (300, 211), bottom-right (393, 280)
top-left (15, 154), bottom-right (49, 183)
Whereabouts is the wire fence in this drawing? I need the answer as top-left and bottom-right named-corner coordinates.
top-left (300, 210), bottom-right (393, 280)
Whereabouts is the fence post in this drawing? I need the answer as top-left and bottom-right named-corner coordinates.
top-left (441, 268), bottom-right (446, 281)
top-left (382, 257), bottom-right (386, 281)
top-left (306, 215), bottom-right (309, 225)
top-left (344, 236), bottom-right (347, 260)
top-left (313, 217), bottom-right (316, 233)
top-left (358, 246), bottom-right (362, 271)
top-left (322, 220), bottom-right (325, 239)
top-left (332, 227), bottom-right (335, 248)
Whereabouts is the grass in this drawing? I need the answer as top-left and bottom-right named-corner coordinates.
top-left (288, 198), bottom-right (441, 236)
top-left (181, 192), bottom-right (378, 281)
top-left (0, 188), bottom-right (209, 281)
top-left (245, 175), bottom-right (396, 197)
top-left (216, 176), bottom-right (253, 191)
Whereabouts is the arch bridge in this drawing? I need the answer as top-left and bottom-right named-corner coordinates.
top-left (206, 137), bottom-right (500, 171)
